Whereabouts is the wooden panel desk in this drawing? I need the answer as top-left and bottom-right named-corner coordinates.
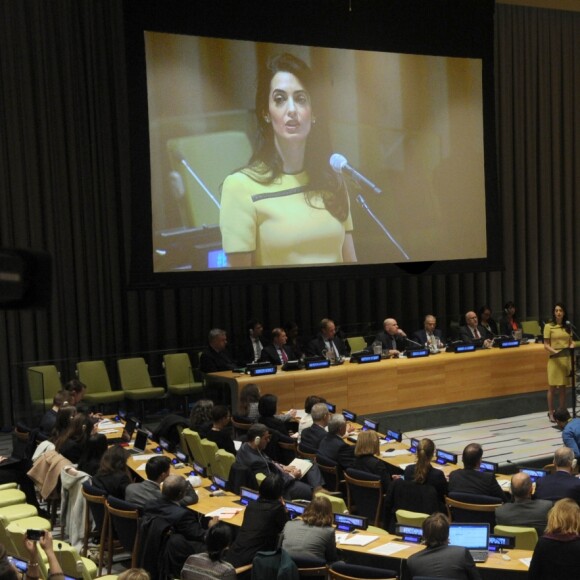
top-left (207, 343), bottom-right (548, 414)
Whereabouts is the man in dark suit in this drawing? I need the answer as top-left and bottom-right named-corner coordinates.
top-left (318, 413), bottom-right (355, 470)
top-left (299, 403), bottom-right (329, 450)
top-left (259, 328), bottom-right (296, 365)
top-left (199, 328), bottom-right (237, 373)
top-left (535, 446), bottom-right (580, 504)
top-left (495, 472), bottom-right (552, 536)
top-left (458, 311), bottom-right (493, 347)
top-left (374, 318), bottom-right (408, 357)
top-left (306, 318), bottom-right (348, 359)
top-left (240, 319), bottom-right (267, 364)
top-left (448, 443), bottom-right (507, 501)
top-left (413, 314), bottom-right (445, 350)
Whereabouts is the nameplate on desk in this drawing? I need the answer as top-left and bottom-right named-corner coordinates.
top-left (304, 357), bottom-right (330, 370)
top-left (385, 429), bottom-right (402, 443)
top-left (350, 352), bottom-right (381, 364)
top-left (247, 362), bottom-right (277, 376)
top-left (394, 524), bottom-right (422, 543)
top-left (406, 348), bottom-right (429, 358)
top-left (489, 534), bottom-right (515, 551)
top-left (334, 512), bottom-right (368, 531)
top-left (408, 437), bottom-right (420, 453)
top-left (479, 461), bottom-right (498, 474)
top-left (499, 339), bottom-right (520, 349)
top-left (286, 501), bottom-right (307, 519)
top-left (436, 449), bottom-right (458, 465)
top-left (453, 343), bottom-right (476, 353)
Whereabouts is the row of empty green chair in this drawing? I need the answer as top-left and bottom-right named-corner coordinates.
top-left (27, 353), bottom-right (204, 414)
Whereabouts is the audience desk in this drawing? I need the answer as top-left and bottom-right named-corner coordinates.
top-left (207, 343), bottom-right (547, 414)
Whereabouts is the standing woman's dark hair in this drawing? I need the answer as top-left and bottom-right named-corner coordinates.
top-left (551, 302), bottom-right (568, 325)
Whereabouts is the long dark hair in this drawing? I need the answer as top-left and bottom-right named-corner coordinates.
top-left (551, 302), bottom-right (568, 328)
top-left (246, 52), bottom-right (349, 222)
top-left (413, 438), bottom-right (435, 484)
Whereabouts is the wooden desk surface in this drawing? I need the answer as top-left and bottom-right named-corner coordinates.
top-left (208, 343), bottom-right (548, 414)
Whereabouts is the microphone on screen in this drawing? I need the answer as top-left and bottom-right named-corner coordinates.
top-left (329, 153), bottom-right (382, 194)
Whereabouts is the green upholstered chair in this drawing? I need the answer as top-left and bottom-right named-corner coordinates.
top-left (117, 358), bottom-right (165, 419)
top-left (76, 361), bottom-right (125, 407)
top-left (0, 489), bottom-right (26, 508)
top-left (51, 541), bottom-right (98, 579)
top-left (199, 439), bottom-right (219, 478)
top-left (0, 483), bottom-right (18, 491)
top-left (315, 492), bottom-right (348, 515)
top-left (212, 449), bottom-right (235, 482)
top-left (27, 365), bottom-right (62, 412)
top-left (395, 508), bottom-right (430, 527)
top-left (346, 336), bottom-right (368, 353)
top-left (163, 353), bottom-right (204, 413)
top-left (181, 429), bottom-right (210, 474)
top-left (494, 524), bottom-right (539, 550)
top-left (0, 507), bottom-right (51, 556)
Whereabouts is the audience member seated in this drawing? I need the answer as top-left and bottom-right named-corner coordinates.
top-left (224, 474), bottom-right (289, 568)
top-left (528, 498), bottom-right (580, 579)
top-left (205, 405), bottom-right (237, 456)
top-left (259, 328), bottom-right (297, 365)
top-left (412, 314), bottom-right (445, 350)
top-left (535, 446), bottom-right (580, 504)
top-left (499, 300), bottom-right (523, 337)
top-left (39, 389), bottom-right (73, 436)
top-left (189, 399), bottom-right (214, 438)
top-left (125, 456), bottom-right (198, 509)
top-left (284, 321), bottom-right (304, 359)
top-left (298, 395), bottom-right (326, 435)
top-left (77, 433), bottom-right (108, 476)
top-left (479, 305), bottom-right (499, 336)
top-left (92, 445), bottom-right (132, 499)
top-left (142, 475), bottom-right (206, 578)
top-left (118, 570), bottom-right (150, 580)
top-left (258, 394), bottom-right (295, 438)
top-left (353, 430), bottom-right (392, 491)
top-left (33, 406), bottom-right (77, 462)
top-left (448, 442), bottom-right (506, 501)
top-left (299, 403), bottom-right (330, 450)
top-left (281, 495), bottom-right (338, 563)
top-left (459, 311), bottom-right (493, 347)
top-left (235, 424), bottom-right (328, 501)
top-left (374, 318), bottom-right (408, 357)
top-left (306, 318), bottom-right (349, 360)
top-left (237, 383), bottom-right (261, 423)
top-left (65, 378), bottom-right (101, 420)
top-left (199, 328), bottom-right (237, 373)
top-left (495, 472), bottom-right (552, 536)
top-left (241, 319), bottom-right (267, 364)
top-left (55, 413), bottom-right (94, 464)
top-left (404, 438), bottom-right (448, 507)
top-left (318, 414), bottom-right (355, 471)
top-left (554, 408), bottom-right (580, 459)
top-left (181, 521), bottom-right (236, 580)
top-left (406, 513), bottom-right (482, 580)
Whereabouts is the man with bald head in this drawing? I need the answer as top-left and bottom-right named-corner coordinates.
top-left (495, 472), bottom-right (552, 536)
top-left (374, 318), bottom-right (408, 357)
top-left (459, 311), bottom-right (493, 348)
top-left (535, 446), bottom-right (580, 504)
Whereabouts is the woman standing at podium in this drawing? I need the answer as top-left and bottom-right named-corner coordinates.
top-left (544, 303), bottom-right (574, 423)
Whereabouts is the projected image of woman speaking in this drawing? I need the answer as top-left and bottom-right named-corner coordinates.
top-left (219, 53), bottom-right (357, 268)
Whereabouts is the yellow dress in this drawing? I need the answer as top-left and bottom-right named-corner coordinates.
top-left (220, 170), bottom-right (353, 267)
top-left (544, 323), bottom-right (572, 386)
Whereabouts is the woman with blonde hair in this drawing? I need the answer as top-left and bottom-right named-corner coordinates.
top-left (528, 498), bottom-right (580, 579)
top-left (352, 430), bottom-right (392, 490)
top-left (118, 570), bottom-right (150, 580)
top-left (281, 495), bottom-right (338, 563)
top-left (403, 437), bottom-right (447, 506)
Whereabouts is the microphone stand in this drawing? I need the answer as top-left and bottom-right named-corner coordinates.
top-left (356, 193), bottom-right (410, 261)
top-left (175, 155), bottom-right (221, 210)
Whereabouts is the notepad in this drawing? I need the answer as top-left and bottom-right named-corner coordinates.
top-left (369, 542), bottom-right (411, 556)
top-left (338, 535), bottom-right (379, 546)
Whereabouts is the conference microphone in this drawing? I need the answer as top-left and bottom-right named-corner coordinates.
top-left (329, 153), bottom-right (382, 194)
top-left (405, 337), bottom-right (424, 349)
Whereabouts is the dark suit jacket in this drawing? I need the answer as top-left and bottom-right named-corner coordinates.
top-left (318, 434), bottom-right (355, 470)
top-left (142, 495), bottom-right (205, 542)
top-left (412, 328), bottom-right (445, 347)
top-left (240, 336), bottom-right (267, 365)
top-left (448, 468), bottom-right (507, 501)
top-left (300, 424), bottom-right (327, 451)
top-left (407, 544), bottom-right (482, 580)
top-left (199, 346), bottom-right (236, 373)
top-left (353, 454), bottom-right (392, 490)
top-left (404, 464), bottom-right (448, 504)
top-left (534, 470), bottom-right (580, 504)
top-left (306, 334), bottom-right (348, 358)
top-left (458, 324), bottom-right (491, 344)
top-left (259, 344), bottom-right (297, 365)
top-left (92, 471), bottom-right (132, 500)
top-left (373, 330), bottom-right (407, 352)
top-left (495, 498), bottom-right (553, 536)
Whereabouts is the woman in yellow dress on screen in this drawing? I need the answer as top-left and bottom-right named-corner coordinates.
top-left (220, 53), bottom-right (357, 268)
top-left (544, 303), bottom-right (574, 423)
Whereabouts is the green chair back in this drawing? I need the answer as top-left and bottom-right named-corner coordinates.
top-left (27, 365), bottom-right (62, 409)
top-left (395, 508), bottom-right (430, 527)
top-left (76, 361), bottom-right (113, 394)
top-left (494, 524), bottom-right (538, 550)
top-left (212, 449), bottom-right (235, 482)
top-left (117, 358), bottom-right (153, 391)
top-left (182, 429), bottom-right (209, 472)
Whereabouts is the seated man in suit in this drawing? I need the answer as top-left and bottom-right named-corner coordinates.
top-left (125, 456), bottom-right (198, 509)
top-left (554, 408), bottom-right (580, 459)
top-left (199, 328), bottom-right (237, 373)
top-left (448, 442), bottom-right (506, 501)
top-left (374, 318), bottom-right (408, 357)
top-left (535, 446), bottom-right (580, 504)
top-left (495, 472), bottom-right (552, 536)
top-left (299, 403), bottom-right (330, 450)
top-left (240, 319), bottom-right (266, 364)
top-left (235, 423), bottom-right (330, 501)
top-left (413, 314), bottom-right (445, 351)
top-left (458, 311), bottom-right (493, 348)
top-left (259, 328), bottom-right (296, 365)
top-left (318, 413), bottom-right (355, 470)
top-left (306, 318), bottom-right (349, 360)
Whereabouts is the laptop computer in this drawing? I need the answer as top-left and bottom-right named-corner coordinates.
top-left (107, 416), bottom-right (138, 444)
top-left (448, 523), bottom-right (490, 562)
top-left (127, 429), bottom-right (149, 455)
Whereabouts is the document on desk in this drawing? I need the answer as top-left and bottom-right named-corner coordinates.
top-left (131, 453), bottom-right (158, 461)
top-left (338, 534), bottom-right (379, 546)
top-left (519, 557), bottom-right (531, 567)
top-left (381, 449), bottom-right (411, 457)
top-left (369, 542), bottom-right (412, 556)
top-left (205, 507), bottom-right (244, 519)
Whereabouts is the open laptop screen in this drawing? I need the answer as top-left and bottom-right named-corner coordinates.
top-left (449, 523), bottom-right (490, 550)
